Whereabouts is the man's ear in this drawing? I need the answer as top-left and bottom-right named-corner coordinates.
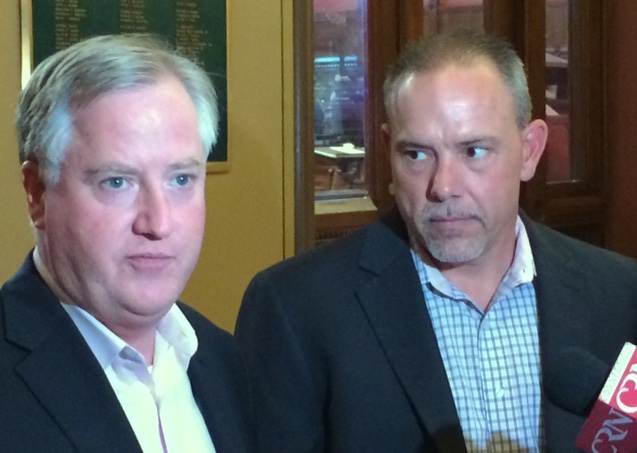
top-left (520, 119), bottom-right (548, 182)
top-left (21, 161), bottom-right (47, 229)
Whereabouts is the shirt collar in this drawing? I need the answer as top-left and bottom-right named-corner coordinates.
top-left (411, 215), bottom-right (536, 295)
top-left (510, 216), bottom-right (536, 285)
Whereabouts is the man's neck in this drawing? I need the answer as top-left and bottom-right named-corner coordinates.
top-left (439, 257), bottom-right (513, 311)
top-left (416, 238), bottom-right (517, 312)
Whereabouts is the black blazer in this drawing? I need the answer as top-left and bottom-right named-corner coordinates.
top-left (235, 210), bottom-right (637, 452)
top-left (0, 254), bottom-right (254, 453)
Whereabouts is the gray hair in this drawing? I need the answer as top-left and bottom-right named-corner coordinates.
top-left (384, 29), bottom-right (531, 130)
top-left (16, 34), bottom-right (218, 185)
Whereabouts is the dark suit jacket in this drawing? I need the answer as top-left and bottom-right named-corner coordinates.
top-left (0, 254), bottom-right (254, 453)
top-left (235, 210), bottom-right (637, 452)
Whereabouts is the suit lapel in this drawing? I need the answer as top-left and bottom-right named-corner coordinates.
top-left (188, 346), bottom-right (249, 452)
top-left (355, 213), bottom-right (467, 452)
top-left (3, 256), bottom-right (141, 453)
top-left (531, 225), bottom-right (592, 353)
top-left (525, 217), bottom-right (592, 452)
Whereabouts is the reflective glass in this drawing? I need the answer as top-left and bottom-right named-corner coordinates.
top-left (545, 0), bottom-right (572, 182)
top-left (314, 0), bottom-right (368, 201)
top-left (424, 0), bottom-right (484, 36)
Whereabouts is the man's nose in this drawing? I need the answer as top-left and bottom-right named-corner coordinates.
top-left (428, 155), bottom-right (463, 201)
top-left (132, 185), bottom-right (173, 239)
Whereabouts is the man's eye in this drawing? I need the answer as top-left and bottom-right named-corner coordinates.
top-left (174, 174), bottom-right (191, 186)
top-left (104, 177), bottom-right (126, 189)
top-left (466, 146), bottom-right (488, 159)
top-left (405, 149), bottom-right (429, 161)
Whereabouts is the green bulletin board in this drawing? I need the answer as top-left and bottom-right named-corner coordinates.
top-left (26, 0), bottom-right (228, 166)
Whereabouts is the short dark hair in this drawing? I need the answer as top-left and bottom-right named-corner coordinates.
top-left (384, 29), bottom-right (531, 130)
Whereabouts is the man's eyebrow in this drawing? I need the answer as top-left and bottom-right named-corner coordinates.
top-left (83, 163), bottom-right (137, 176)
top-left (458, 136), bottom-right (498, 147)
top-left (395, 140), bottom-right (428, 149)
top-left (82, 158), bottom-right (205, 179)
top-left (167, 157), bottom-right (205, 171)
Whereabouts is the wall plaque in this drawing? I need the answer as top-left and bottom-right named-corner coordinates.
top-left (21, 0), bottom-right (229, 171)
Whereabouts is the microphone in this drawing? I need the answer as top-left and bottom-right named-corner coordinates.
top-left (566, 342), bottom-right (637, 452)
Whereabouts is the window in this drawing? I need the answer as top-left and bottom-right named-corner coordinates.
top-left (295, 0), bottom-right (608, 250)
top-left (545, 0), bottom-right (571, 182)
top-left (314, 0), bottom-right (369, 201)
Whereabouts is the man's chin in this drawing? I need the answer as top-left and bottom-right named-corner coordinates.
top-left (424, 238), bottom-right (485, 266)
top-left (119, 288), bottom-right (181, 316)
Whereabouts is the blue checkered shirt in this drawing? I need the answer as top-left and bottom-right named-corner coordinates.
top-left (411, 217), bottom-right (543, 452)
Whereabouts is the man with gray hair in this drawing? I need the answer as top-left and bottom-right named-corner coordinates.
top-left (236, 30), bottom-right (637, 452)
top-left (1, 34), bottom-right (253, 452)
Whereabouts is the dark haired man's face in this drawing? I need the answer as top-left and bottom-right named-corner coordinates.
top-left (388, 62), bottom-right (545, 270)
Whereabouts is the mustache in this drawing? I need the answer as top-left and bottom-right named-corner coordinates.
top-left (421, 203), bottom-right (484, 223)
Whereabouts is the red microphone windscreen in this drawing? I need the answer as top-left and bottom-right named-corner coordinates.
top-left (576, 342), bottom-right (637, 453)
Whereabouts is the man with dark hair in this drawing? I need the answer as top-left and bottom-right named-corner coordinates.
top-left (236, 30), bottom-right (637, 452)
top-left (1, 34), bottom-right (253, 452)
